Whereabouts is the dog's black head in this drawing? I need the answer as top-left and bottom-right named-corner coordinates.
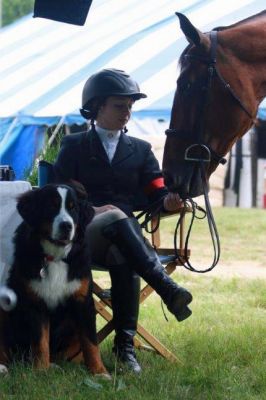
top-left (17, 184), bottom-right (79, 246)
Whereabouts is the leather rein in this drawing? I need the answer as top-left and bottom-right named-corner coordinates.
top-left (163, 30), bottom-right (255, 273)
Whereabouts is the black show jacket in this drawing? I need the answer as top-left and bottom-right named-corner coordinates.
top-left (54, 129), bottom-right (167, 216)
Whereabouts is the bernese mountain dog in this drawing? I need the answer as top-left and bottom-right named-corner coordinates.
top-left (0, 184), bottom-right (109, 377)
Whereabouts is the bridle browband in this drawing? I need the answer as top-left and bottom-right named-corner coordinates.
top-left (165, 30), bottom-right (256, 166)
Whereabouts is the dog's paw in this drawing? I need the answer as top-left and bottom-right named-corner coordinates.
top-left (50, 363), bottom-right (63, 371)
top-left (0, 364), bottom-right (8, 375)
top-left (94, 372), bottom-right (112, 381)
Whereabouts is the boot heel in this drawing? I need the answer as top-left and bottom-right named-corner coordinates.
top-left (167, 290), bottom-right (192, 321)
top-left (175, 306), bottom-right (192, 322)
top-left (183, 290), bottom-right (193, 306)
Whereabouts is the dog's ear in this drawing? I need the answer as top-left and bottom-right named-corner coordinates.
top-left (17, 189), bottom-right (40, 227)
top-left (69, 179), bottom-right (88, 200)
top-left (66, 180), bottom-right (94, 238)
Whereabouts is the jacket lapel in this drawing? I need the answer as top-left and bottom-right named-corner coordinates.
top-left (86, 129), bottom-right (110, 164)
top-left (112, 132), bottom-right (134, 166)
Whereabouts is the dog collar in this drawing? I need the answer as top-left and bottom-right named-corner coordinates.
top-left (44, 254), bottom-right (54, 262)
top-left (40, 255), bottom-right (69, 279)
top-left (40, 254), bottom-right (54, 279)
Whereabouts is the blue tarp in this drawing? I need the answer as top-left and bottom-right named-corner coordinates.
top-left (0, 118), bottom-right (47, 179)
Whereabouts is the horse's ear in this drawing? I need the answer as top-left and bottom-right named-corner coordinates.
top-left (175, 12), bottom-right (209, 50)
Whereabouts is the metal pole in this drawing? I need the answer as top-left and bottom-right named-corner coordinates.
top-left (48, 115), bottom-right (66, 147)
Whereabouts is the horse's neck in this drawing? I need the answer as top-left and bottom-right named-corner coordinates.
top-left (220, 16), bottom-right (266, 102)
top-left (221, 15), bottom-right (266, 60)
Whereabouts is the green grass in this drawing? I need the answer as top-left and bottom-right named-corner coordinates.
top-left (0, 275), bottom-right (265, 399)
top-left (158, 207), bottom-right (266, 265)
top-left (0, 208), bottom-right (265, 399)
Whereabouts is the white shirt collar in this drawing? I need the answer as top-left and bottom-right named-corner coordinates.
top-left (95, 124), bottom-right (121, 162)
top-left (95, 124), bottom-right (121, 142)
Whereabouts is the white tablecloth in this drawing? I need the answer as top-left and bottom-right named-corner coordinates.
top-left (0, 181), bottom-right (31, 310)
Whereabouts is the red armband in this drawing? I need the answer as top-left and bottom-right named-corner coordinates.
top-left (144, 177), bottom-right (165, 195)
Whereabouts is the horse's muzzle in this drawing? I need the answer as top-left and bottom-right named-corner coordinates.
top-left (163, 164), bottom-right (208, 199)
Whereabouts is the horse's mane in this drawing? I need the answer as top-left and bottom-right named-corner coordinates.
top-left (213, 10), bottom-right (266, 31)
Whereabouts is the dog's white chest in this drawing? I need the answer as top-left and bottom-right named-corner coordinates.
top-left (30, 261), bottom-right (81, 309)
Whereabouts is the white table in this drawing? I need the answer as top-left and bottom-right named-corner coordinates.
top-left (0, 181), bottom-right (31, 310)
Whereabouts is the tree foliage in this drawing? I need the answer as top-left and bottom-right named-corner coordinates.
top-left (2, 0), bottom-right (35, 27)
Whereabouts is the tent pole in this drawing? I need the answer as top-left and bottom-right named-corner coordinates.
top-left (39, 115), bottom-right (65, 160)
top-left (0, 117), bottom-right (19, 154)
top-left (48, 115), bottom-right (66, 147)
top-left (65, 124), bottom-right (71, 136)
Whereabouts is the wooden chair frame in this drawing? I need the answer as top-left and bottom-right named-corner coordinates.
top-left (93, 210), bottom-right (190, 362)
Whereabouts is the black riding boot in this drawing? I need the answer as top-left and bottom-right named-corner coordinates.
top-left (103, 218), bottom-right (192, 322)
top-left (109, 266), bottom-right (141, 373)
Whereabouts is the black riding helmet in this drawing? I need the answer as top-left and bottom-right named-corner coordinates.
top-left (80, 68), bottom-right (147, 120)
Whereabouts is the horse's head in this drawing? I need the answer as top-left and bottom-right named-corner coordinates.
top-left (163, 13), bottom-right (256, 198)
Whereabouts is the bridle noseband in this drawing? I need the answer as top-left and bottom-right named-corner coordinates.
top-left (165, 30), bottom-right (256, 166)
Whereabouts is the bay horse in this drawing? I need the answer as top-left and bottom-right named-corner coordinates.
top-left (163, 11), bottom-right (266, 198)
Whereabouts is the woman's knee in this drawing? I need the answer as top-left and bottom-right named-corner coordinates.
top-left (102, 209), bottom-right (127, 225)
top-left (85, 208), bottom-right (127, 238)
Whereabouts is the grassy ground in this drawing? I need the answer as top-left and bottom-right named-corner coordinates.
top-left (158, 207), bottom-right (265, 265)
top-left (0, 208), bottom-right (265, 399)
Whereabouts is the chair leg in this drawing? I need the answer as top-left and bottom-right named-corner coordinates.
top-left (93, 282), bottom-right (144, 349)
top-left (93, 262), bottom-right (183, 363)
top-left (135, 262), bottom-right (181, 362)
top-left (134, 323), bottom-right (179, 362)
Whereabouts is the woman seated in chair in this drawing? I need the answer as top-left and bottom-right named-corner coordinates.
top-left (54, 68), bottom-right (193, 374)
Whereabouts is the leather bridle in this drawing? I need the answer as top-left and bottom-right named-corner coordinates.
top-left (165, 30), bottom-right (256, 166)
top-left (141, 32), bottom-right (257, 273)
top-left (162, 30), bottom-right (257, 273)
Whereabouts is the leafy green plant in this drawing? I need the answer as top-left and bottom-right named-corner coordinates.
top-left (2, 0), bottom-right (34, 27)
top-left (26, 129), bottom-right (63, 186)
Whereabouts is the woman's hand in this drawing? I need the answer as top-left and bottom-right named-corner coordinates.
top-left (163, 192), bottom-right (183, 212)
top-left (92, 204), bottom-right (119, 215)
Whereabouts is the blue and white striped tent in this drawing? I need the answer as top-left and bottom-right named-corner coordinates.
top-left (0, 0), bottom-right (265, 178)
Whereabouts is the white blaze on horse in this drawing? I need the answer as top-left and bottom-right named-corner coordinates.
top-left (163, 11), bottom-right (266, 198)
